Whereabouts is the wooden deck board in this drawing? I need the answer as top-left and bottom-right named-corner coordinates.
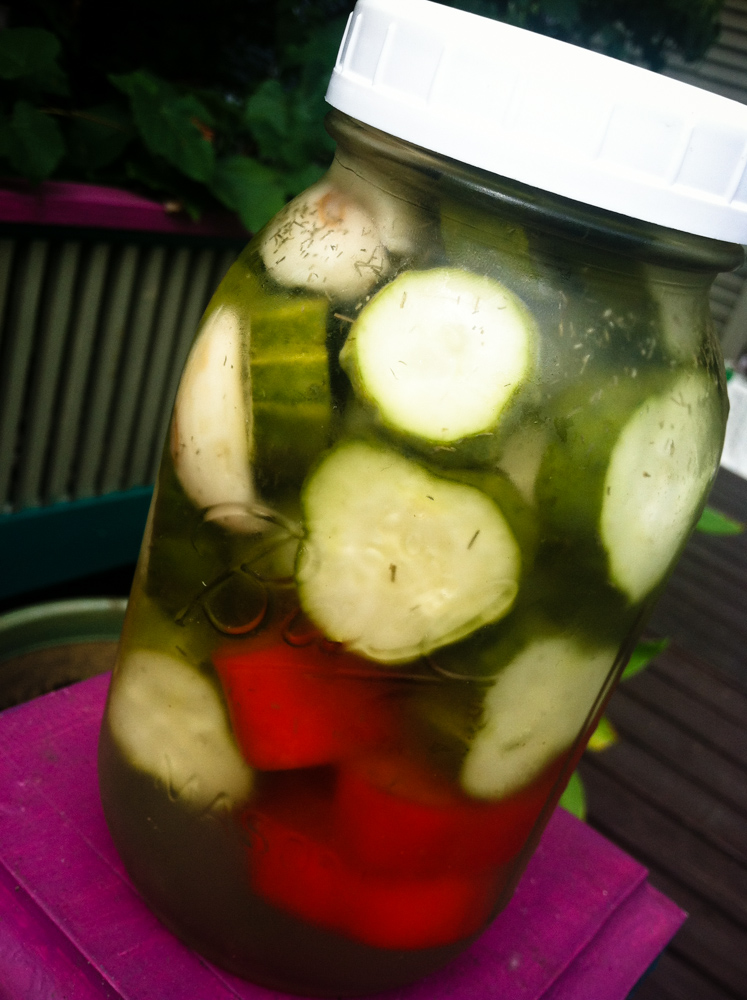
top-left (651, 649), bottom-right (747, 728)
top-left (606, 688), bottom-right (747, 815)
top-left (647, 467), bottom-right (747, 683)
top-left (618, 671), bottom-right (747, 768)
top-left (582, 468), bottom-right (747, 998)
top-left (633, 952), bottom-right (736, 1000)
top-left (585, 740), bottom-right (747, 864)
top-left (579, 760), bottom-right (747, 929)
top-left (581, 764), bottom-right (747, 997)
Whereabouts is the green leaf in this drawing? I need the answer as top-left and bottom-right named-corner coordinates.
top-left (696, 505), bottom-right (744, 535)
top-left (0, 113), bottom-right (12, 160)
top-left (123, 157), bottom-right (205, 221)
top-left (244, 79), bottom-right (292, 163)
top-left (211, 155), bottom-right (286, 233)
top-left (283, 162), bottom-right (326, 197)
top-left (559, 770), bottom-right (586, 820)
top-left (66, 104), bottom-right (134, 171)
top-left (542, 0), bottom-right (580, 31)
top-left (110, 71), bottom-right (215, 184)
top-left (0, 28), bottom-right (60, 80)
top-left (5, 100), bottom-right (64, 181)
top-left (247, 23), bottom-right (337, 172)
top-left (245, 80), bottom-right (290, 136)
top-left (587, 715), bottom-right (618, 752)
top-left (621, 637), bottom-right (669, 681)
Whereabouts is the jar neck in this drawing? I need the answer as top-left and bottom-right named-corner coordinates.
top-left (326, 109), bottom-right (743, 277)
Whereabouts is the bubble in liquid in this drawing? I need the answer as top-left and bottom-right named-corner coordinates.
top-left (282, 609), bottom-right (322, 647)
top-left (204, 570), bottom-right (268, 636)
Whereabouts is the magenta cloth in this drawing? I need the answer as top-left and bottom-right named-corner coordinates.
top-left (0, 180), bottom-right (248, 237)
top-left (0, 675), bottom-right (684, 1000)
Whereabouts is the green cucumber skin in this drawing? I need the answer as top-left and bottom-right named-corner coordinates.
top-left (250, 359), bottom-right (330, 405)
top-left (252, 403), bottom-right (332, 490)
top-left (536, 375), bottom-right (657, 550)
top-left (214, 259), bottom-right (335, 486)
top-left (536, 369), bottom-right (724, 601)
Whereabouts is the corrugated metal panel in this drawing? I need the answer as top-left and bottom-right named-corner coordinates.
top-left (0, 233), bottom-right (241, 515)
top-left (46, 244), bottom-right (111, 503)
top-left (74, 244), bottom-right (141, 500)
top-left (15, 243), bottom-right (82, 508)
top-left (0, 241), bottom-right (48, 506)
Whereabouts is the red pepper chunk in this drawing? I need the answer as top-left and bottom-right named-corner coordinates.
top-left (213, 641), bottom-right (399, 770)
top-left (335, 753), bottom-right (556, 877)
top-left (243, 782), bottom-right (497, 950)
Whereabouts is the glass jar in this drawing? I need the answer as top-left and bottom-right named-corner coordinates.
top-left (98, 1), bottom-right (746, 995)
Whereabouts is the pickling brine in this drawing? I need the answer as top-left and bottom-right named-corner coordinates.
top-left (98, 68), bottom-right (736, 1000)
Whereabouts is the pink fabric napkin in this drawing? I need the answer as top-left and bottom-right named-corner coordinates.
top-left (0, 675), bottom-right (684, 1000)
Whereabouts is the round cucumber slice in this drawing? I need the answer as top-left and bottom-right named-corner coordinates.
top-left (341, 268), bottom-right (535, 444)
top-left (259, 179), bottom-right (388, 300)
top-left (171, 305), bottom-right (254, 515)
top-left (461, 635), bottom-right (616, 800)
top-left (108, 649), bottom-right (253, 811)
top-left (537, 369), bottom-right (723, 603)
top-left (296, 441), bottom-right (521, 664)
top-left (601, 371), bottom-right (722, 602)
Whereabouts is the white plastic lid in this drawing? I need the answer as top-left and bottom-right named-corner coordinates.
top-left (326, 0), bottom-right (747, 243)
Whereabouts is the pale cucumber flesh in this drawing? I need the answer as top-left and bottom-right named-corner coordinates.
top-left (342, 268), bottom-right (535, 444)
top-left (296, 440), bottom-right (521, 664)
top-left (108, 649), bottom-right (253, 811)
top-left (461, 635), bottom-right (616, 799)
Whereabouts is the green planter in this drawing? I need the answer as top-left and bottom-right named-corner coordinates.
top-left (0, 596), bottom-right (126, 709)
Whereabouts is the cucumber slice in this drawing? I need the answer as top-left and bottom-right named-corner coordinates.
top-left (496, 422), bottom-right (548, 506)
top-left (341, 268), bottom-right (535, 444)
top-left (601, 371), bottom-right (722, 602)
top-left (108, 649), bottom-right (253, 811)
top-left (333, 150), bottom-right (434, 259)
top-left (171, 305), bottom-right (253, 514)
top-left (538, 370), bottom-right (723, 603)
top-left (646, 268), bottom-right (709, 363)
top-left (259, 179), bottom-right (388, 300)
top-left (441, 201), bottom-right (532, 278)
top-left (461, 635), bottom-right (616, 800)
top-left (358, 177), bottom-right (432, 258)
top-left (296, 441), bottom-right (521, 664)
top-left (435, 466), bottom-right (539, 573)
top-left (247, 290), bottom-right (332, 486)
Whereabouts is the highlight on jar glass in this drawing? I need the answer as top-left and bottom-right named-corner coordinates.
top-left (97, 0), bottom-right (747, 994)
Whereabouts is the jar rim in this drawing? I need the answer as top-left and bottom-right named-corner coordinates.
top-left (327, 109), bottom-right (744, 275)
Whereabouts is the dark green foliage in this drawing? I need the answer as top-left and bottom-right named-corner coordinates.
top-left (110, 72), bottom-right (217, 184)
top-left (696, 504), bottom-right (745, 534)
top-left (621, 637), bottom-right (670, 680)
top-left (454, 0), bottom-right (723, 70)
top-left (0, 99), bottom-right (65, 179)
top-left (0, 0), bottom-right (725, 229)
